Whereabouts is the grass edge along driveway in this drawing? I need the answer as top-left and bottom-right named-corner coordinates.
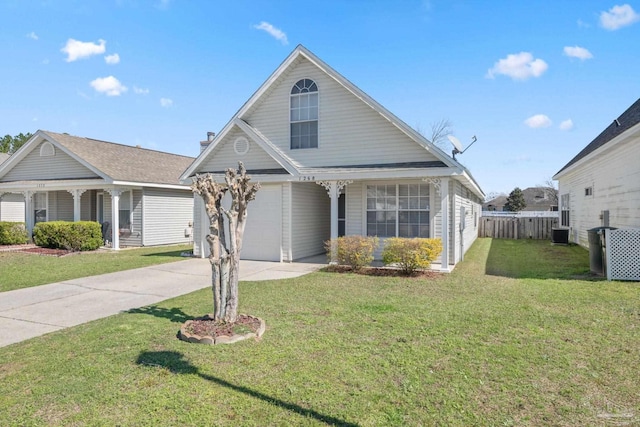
top-left (0, 238), bottom-right (638, 426)
top-left (0, 244), bottom-right (192, 292)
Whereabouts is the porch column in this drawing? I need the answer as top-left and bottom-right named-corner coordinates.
top-left (317, 180), bottom-right (352, 263)
top-left (424, 177), bottom-right (450, 272)
top-left (22, 191), bottom-right (34, 238)
top-left (106, 189), bottom-right (121, 250)
top-left (440, 178), bottom-right (450, 272)
top-left (67, 189), bottom-right (87, 222)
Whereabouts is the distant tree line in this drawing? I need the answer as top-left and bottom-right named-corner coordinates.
top-left (1, 133), bottom-right (32, 154)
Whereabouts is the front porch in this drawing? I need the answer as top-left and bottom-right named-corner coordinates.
top-left (0, 185), bottom-right (140, 250)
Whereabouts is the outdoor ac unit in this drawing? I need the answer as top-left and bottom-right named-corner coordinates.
top-left (552, 228), bottom-right (569, 244)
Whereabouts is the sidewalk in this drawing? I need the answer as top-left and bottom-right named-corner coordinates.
top-left (0, 257), bottom-right (324, 348)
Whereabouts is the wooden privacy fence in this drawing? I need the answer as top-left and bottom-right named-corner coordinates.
top-left (479, 216), bottom-right (559, 240)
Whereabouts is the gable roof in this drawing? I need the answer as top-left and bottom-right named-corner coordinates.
top-left (554, 98), bottom-right (640, 177)
top-left (0, 130), bottom-right (194, 186)
top-left (0, 153), bottom-right (9, 165)
top-left (181, 45), bottom-right (484, 198)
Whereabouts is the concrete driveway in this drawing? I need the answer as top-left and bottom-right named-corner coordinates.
top-left (0, 257), bottom-right (324, 348)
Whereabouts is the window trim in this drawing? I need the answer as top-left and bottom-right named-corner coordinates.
top-left (289, 78), bottom-right (319, 150)
top-left (118, 190), bottom-right (133, 234)
top-left (39, 142), bottom-right (55, 157)
top-left (365, 183), bottom-right (431, 238)
top-left (560, 193), bottom-right (570, 227)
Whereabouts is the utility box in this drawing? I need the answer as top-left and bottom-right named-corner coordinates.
top-left (552, 228), bottom-right (569, 244)
top-left (588, 226), bottom-right (617, 276)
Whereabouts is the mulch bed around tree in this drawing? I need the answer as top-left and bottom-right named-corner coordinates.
top-left (185, 314), bottom-right (262, 338)
top-left (323, 265), bottom-right (442, 279)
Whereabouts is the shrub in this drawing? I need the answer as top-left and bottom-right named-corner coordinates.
top-left (0, 222), bottom-right (29, 245)
top-left (325, 235), bottom-right (379, 271)
top-left (33, 221), bottom-right (103, 251)
top-left (382, 237), bottom-right (443, 275)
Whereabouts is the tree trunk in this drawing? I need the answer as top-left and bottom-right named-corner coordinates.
top-left (191, 163), bottom-right (260, 325)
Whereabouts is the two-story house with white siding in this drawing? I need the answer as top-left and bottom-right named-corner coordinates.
top-left (0, 130), bottom-right (195, 249)
top-left (553, 98), bottom-right (640, 247)
top-left (181, 45), bottom-right (485, 271)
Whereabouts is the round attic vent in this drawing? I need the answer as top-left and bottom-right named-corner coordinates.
top-left (234, 136), bottom-right (250, 155)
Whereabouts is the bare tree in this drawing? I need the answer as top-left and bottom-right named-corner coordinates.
top-left (191, 162), bottom-right (260, 323)
top-left (539, 179), bottom-right (558, 205)
top-left (429, 118), bottom-right (454, 150)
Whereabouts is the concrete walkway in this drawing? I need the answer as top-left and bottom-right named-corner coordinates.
top-left (0, 257), bottom-right (325, 348)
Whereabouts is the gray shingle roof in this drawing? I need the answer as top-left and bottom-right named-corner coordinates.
top-left (555, 98), bottom-right (640, 176)
top-left (43, 131), bottom-right (195, 186)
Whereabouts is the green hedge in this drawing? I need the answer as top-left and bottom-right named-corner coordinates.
top-left (33, 221), bottom-right (103, 251)
top-left (324, 236), bottom-right (379, 271)
top-left (0, 222), bottom-right (29, 245)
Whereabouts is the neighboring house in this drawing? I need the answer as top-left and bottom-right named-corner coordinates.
top-left (0, 130), bottom-right (195, 249)
top-left (483, 187), bottom-right (558, 212)
top-left (0, 153), bottom-right (24, 222)
top-left (181, 45), bottom-right (485, 271)
top-left (553, 97), bottom-right (640, 247)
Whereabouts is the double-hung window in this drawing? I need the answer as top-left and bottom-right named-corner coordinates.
top-left (367, 184), bottom-right (430, 238)
top-left (560, 193), bottom-right (570, 227)
top-left (119, 191), bottom-right (132, 232)
top-left (290, 79), bottom-right (318, 149)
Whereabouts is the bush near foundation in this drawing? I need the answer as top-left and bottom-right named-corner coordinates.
top-left (0, 222), bottom-right (29, 245)
top-left (382, 237), bottom-right (443, 275)
top-left (325, 235), bottom-right (379, 271)
top-left (33, 221), bottom-right (103, 251)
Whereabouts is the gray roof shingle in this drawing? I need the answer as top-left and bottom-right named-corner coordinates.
top-left (555, 98), bottom-right (640, 176)
top-left (43, 131), bottom-right (194, 186)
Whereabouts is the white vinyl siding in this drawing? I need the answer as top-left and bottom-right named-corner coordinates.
top-left (245, 57), bottom-right (439, 168)
top-left (2, 141), bottom-right (99, 182)
top-left (193, 195), bottom-right (206, 257)
top-left (345, 181), bottom-right (363, 235)
top-left (556, 131), bottom-right (640, 247)
top-left (282, 182), bottom-right (292, 261)
top-left (142, 188), bottom-right (193, 246)
top-left (291, 182), bottom-right (330, 259)
top-left (0, 193), bottom-right (25, 222)
top-left (452, 182), bottom-right (479, 263)
top-left (198, 129), bottom-right (284, 173)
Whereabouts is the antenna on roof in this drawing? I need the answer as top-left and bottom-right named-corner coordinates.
top-left (614, 119), bottom-right (621, 127)
top-left (447, 135), bottom-right (477, 160)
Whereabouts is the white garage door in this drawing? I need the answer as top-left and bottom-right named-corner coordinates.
top-left (240, 184), bottom-right (282, 261)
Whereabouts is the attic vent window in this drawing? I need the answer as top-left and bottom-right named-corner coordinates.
top-left (40, 142), bottom-right (55, 157)
top-left (290, 78), bottom-right (318, 149)
top-left (234, 136), bottom-right (250, 155)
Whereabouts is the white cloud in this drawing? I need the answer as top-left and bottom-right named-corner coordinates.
top-left (559, 119), bottom-right (574, 131)
top-left (90, 76), bottom-right (127, 96)
top-left (160, 97), bottom-right (173, 107)
top-left (26, 32), bottom-right (38, 40)
top-left (577, 19), bottom-right (591, 28)
top-left (600, 4), bottom-right (640, 30)
top-left (563, 46), bottom-right (593, 60)
top-left (133, 86), bottom-right (149, 95)
top-left (62, 38), bottom-right (106, 62)
top-left (253, 21), bottom-right (289, 45)
top-left (105, 53), bottom-right (120, 64)
top-left (486, 52), bottom-right (548, 80)
top-left (524, 114), bottom-right (552, 128)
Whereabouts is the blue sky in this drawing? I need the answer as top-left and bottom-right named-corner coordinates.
top-left (1, 1), bottom-right (639, 196)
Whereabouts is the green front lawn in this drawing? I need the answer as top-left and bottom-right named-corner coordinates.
top-left (0, 244), bottom-right (192, 292)
top-left (0, 239), bottom-right (638, 426)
